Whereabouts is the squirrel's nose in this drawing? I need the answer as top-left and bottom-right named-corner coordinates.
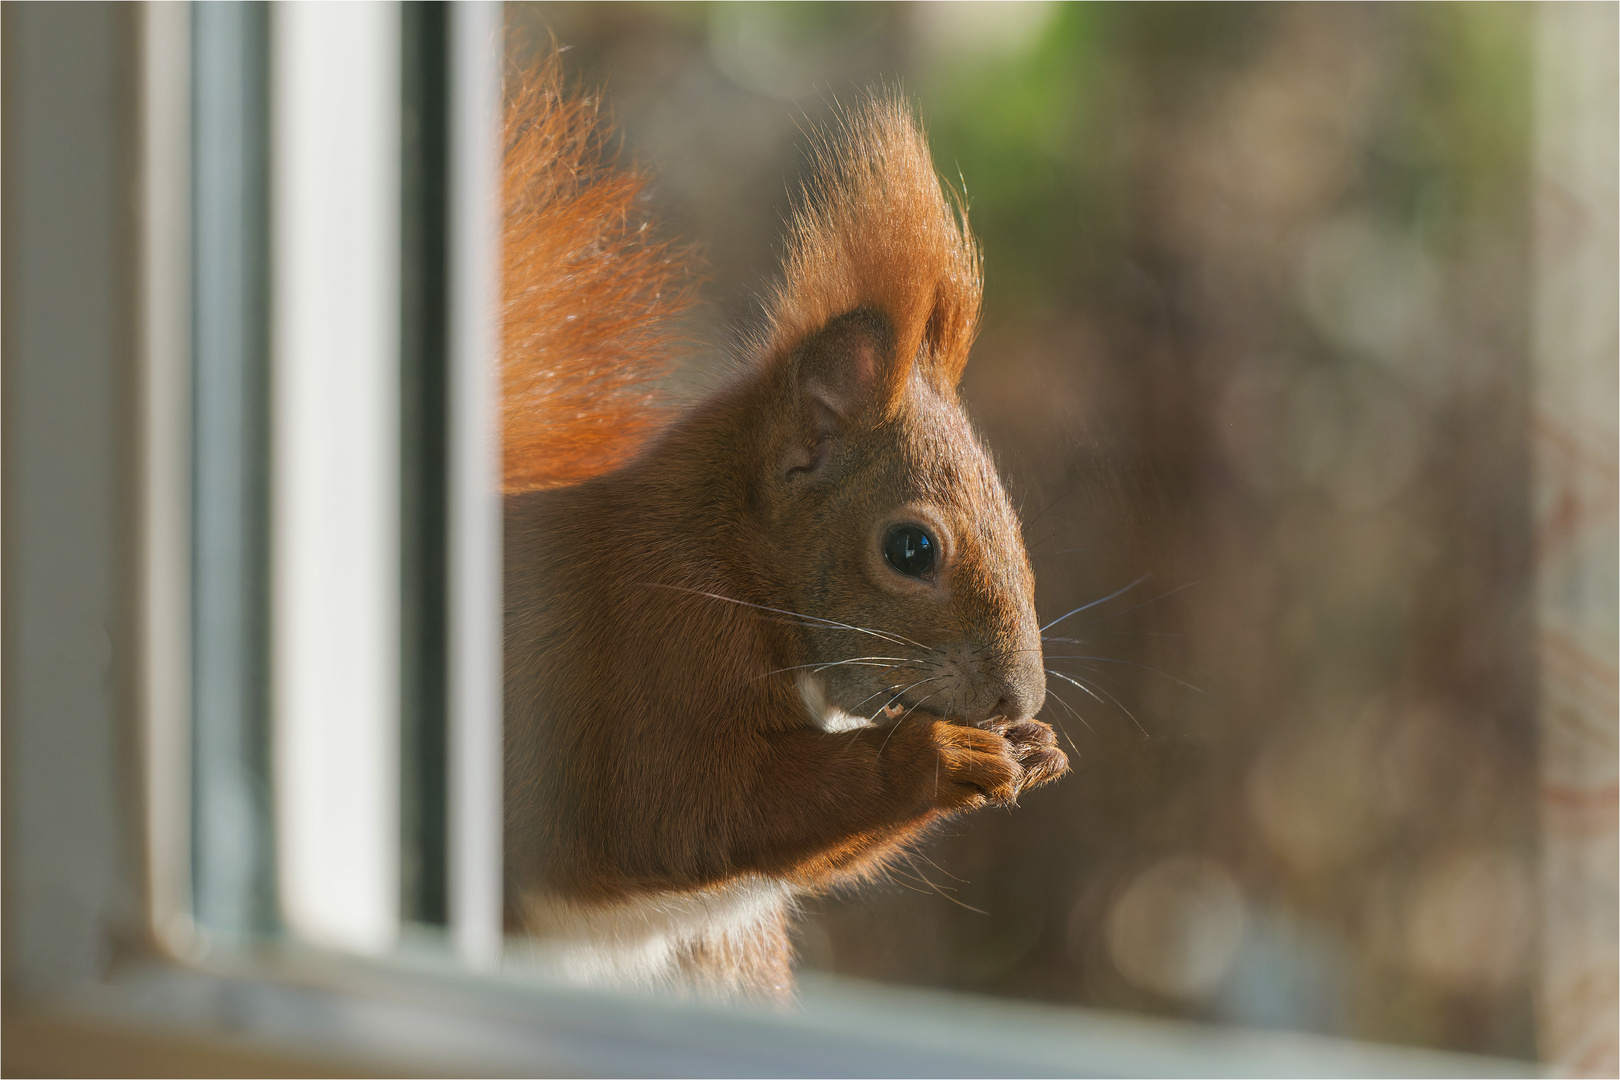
top-left (994, 662), bottom-right (1046, 721)
top-left (956, 649), bottom-right (1045, 722)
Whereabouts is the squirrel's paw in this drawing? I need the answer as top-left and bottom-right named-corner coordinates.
top-left (979, 718), bottom-right (1070, 796)
top-left (929, 723), bottom-right (1021, 809)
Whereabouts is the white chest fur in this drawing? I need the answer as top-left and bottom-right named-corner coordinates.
top-left (513, 877), bottom-right (794, 993)
top-left (798, 672), bottom-right (876, 733)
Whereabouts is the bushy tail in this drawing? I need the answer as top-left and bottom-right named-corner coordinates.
top-left (502, 54), bottom-right (695, 494)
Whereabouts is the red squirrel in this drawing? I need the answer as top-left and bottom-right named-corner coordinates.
top-left (501, 56), bottom-right (1068, 1000)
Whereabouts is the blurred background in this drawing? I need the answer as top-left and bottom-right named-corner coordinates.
top-left (507, 1), bottom-right (1591, 1062)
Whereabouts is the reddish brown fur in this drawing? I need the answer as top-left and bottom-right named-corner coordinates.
top-left (759, 98), bottom-right (983, 400)
top-left (502, 65), bottom-right (1067, 1001)
top-left (502, 57), bottom-right (694, 493)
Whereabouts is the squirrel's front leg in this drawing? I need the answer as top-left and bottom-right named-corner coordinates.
top-left (731, 715), bottom-right (1067, 882)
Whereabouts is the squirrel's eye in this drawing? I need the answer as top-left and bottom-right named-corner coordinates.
top-left (882, 524), bottom-right (936, 577)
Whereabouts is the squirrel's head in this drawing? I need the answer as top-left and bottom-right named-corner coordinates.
top-left (742, 97), bottom-right (1044, 728)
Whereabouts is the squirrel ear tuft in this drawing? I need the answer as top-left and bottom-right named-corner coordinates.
top-left (760, 95), bottom-right (981, 401)
top-left (791, 308), bottom-right (899, 430)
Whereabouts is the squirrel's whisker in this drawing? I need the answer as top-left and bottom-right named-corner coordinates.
top-left (879, 687), bottom-right (946, 759)
top-left (896, 688), bottom-right (946, 724)
top-left (1066, 671), bottom-right (1147, 736)
top-left (1045, 655), bottom-right (1204, 694)
top-left (1087, 580), bottom-right (1202, 626)
top-left (980, 644), bottom-right (1052, 665)
top-left (1048, 660), bottom-right (1131, 697)
top-left (816, 657), bottom-right (912, 674)
top-left (1038, 573), bottom-right (1151, 633)
top-left (647, 583), bottom-right (935, 652)
top-left (754, 657), bottom-right (912, 680)
top-left (1047, 668), bottom-right (1148, 737)
top-left (1045, 667), bottom-right (1109, 710)
top-left (849, 673), bottom-right (943, 714)
top-left (1042, 686), bottom-right (1091, 741)
top-left (865, 675), bottom-right (948, 722)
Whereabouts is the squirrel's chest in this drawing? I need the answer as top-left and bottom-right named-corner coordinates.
top-left (511, 876), bottom-right (797, 997)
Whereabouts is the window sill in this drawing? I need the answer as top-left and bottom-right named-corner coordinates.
top-left (2, 946), bottom-right (1538, 1078)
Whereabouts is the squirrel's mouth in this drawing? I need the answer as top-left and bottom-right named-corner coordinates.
top-left (797, 672), bottom-right (885, 733)
top-left (797, 669), bottom-right (965, 734)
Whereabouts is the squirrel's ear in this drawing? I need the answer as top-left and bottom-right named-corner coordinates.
top-left (790, 307), bottom-right (900, 432)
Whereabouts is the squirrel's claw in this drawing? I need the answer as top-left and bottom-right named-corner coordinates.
top-left (977, 717), bottom-right (1070, 796)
